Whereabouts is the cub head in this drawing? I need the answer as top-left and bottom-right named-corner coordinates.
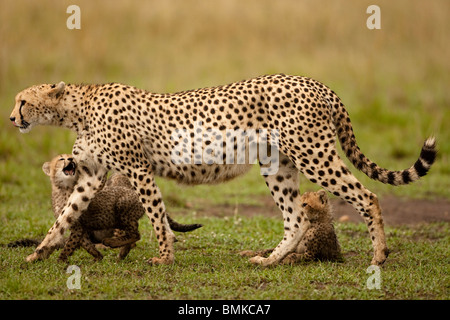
top-left (10, 82), bottom-right (66, 133)
top-left (42, 154), bottom-right (78, 189)
top-left (105, 173), bottom-right (133, 189)
top-left (300, 190), bottom-right (332, 223)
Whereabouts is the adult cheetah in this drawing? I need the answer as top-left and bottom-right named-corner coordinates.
top-left (10, 74), bottom-right (436, 266)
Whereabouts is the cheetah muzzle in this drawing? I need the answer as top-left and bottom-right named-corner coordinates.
top-left (63, 161), bottom-right (76, 176)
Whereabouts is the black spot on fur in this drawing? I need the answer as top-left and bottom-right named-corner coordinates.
top-left (82, 166), bottom-right (92, 177)
top-left (371, 169), bottom-right (379, 180)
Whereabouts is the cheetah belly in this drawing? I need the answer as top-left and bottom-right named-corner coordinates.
top-left (153, 161), bottom-right (253, 185)
top-left (144, 139), bottom-right (253, 185)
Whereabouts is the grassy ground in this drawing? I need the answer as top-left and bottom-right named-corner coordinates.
top-left (1, 215), bottom-right (448, 300)
top-left (0, 1), bottom-right (449, 300)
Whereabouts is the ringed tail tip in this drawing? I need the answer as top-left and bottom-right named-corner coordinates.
top-left (424, 136), bottom-right (436, 149)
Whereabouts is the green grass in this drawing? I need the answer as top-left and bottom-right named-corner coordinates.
top-left (0, 1), bottom-right (449, 300)
top-left (1, 215), bottom-right (448, 300)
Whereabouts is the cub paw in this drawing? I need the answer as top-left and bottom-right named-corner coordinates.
top-left (239, 250), bottom-right (258, 257)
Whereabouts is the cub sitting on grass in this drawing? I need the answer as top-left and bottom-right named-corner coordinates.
top-left (240, 190), bottom-right (342, 263)
top-left (40, 154), bottom-right (201, 262)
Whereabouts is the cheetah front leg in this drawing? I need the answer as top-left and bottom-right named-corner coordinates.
top-left (58, 223), bottom-right (84, 263)
top-left (26, 161), bottom-right (108, 262)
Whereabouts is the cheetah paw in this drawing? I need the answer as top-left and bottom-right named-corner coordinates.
top-left (26, 252), bottom-right (40, 262)
top-left (147, 256), bottom-right (174, 265)
top-left (249, 256), bottom-right (271, 267)
top-left (371, 256), bottom-right (387, 266)
top-left (371, 248), bottom-right (390, 266)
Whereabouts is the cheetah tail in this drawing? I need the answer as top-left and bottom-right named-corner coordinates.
top-left (167, 214), bottom-right (203, 232)
top-left (334, 105), bottom-right (437, 186)
top-left (5, 238), bottom-right (41, 248)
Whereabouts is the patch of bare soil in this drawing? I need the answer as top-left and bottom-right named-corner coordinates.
top-left (183, 195), bottom-right (450, 225)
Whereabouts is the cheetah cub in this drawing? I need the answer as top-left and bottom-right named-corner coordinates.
top-left (241, 190), bottom-right (342, 263)
top-left (42, 154), bottom-right (144, 262)
top-left (42, 154), bottom-right (201, 262)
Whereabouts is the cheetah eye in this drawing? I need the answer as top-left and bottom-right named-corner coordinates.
top-left (20, 100), bottom-right (26, 107)
top-left (302, 203), bottom-right (308, 208)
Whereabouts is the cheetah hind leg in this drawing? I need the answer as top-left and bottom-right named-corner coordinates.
top-left (249, 153), bottom-right (309, 266)
top-left (300, 151), bottom-right (389, 265)
top-left (102, 233), bottom-right (140, 248)
top-left (80, 234), bottom-right (103, 261)
top-left (118, 243), bottom-right (136, 260)
top-left (102, 222), bottom-right (140, 248)
top-left (58, 224), bottom-right (84, 263)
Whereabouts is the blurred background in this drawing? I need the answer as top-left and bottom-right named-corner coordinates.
top-left (0, 0), bottom-right (448, 213)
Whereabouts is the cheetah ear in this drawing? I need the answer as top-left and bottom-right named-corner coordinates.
top-left (48, 81), bottom-right (65, 99)
top-left (42, 162), bottom-right (51, 176)
top-left (317, 189), bottom-right (328, 204)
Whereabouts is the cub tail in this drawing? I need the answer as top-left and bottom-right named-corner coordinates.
top-left (167, 215), bottom-right (203, 232)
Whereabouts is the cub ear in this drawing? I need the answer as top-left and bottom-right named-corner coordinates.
top-left (48, 81), bottom-right (66, 99)
top-left (42, 162), bottom-right (51, 176)
top-left (317, 189), bottom-right (328, 204)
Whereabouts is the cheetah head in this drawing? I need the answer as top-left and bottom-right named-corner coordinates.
top-left (300, 189), bottom-right (332, 223)
top-left (10, 82), bottom-right (66, 133)
top-left (42, 154), bottom-right (78, 189)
